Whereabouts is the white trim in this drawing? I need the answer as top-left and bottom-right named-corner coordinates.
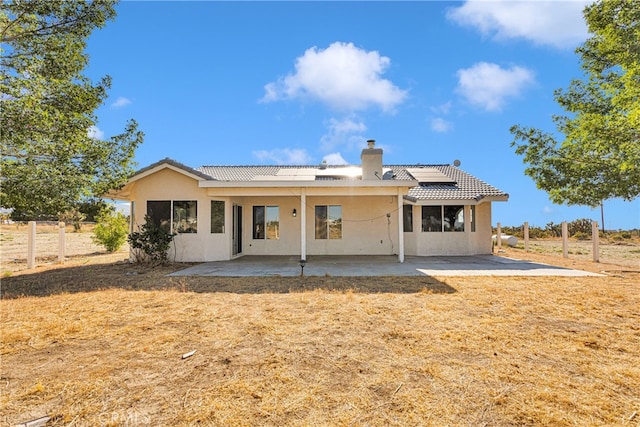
top-left (397, 189), bottom-right (404, 263)
top-left (199, 180), bottom-right (417, 188)
top-left (406, 196), bottom-right (508, 205)
top-left (131, 164), bottom-right (205, 183)
top-left (206, 186), bottom-right (412, 197)
top-left (300, 188), bottom-right (306, 261)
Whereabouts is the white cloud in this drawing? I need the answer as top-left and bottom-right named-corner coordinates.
top-left (320, 117), bottom-right (367, 152)
top-left (253, 148), bottom-right (312, 165)
top-left (447, 0), bottom-right (590, 49)
top-left (261, 42), bottom-right (408, 113)
top-left (430, 101), bottom-right (452, 115)
top-left (542, 206), bottom-right (555, 215)
top-left (111, 96), bottom-right (132, 108)
top-left (431, 117), bottom-right (453, 133)
top-left (87, 125), bottom-right (104, 140)
top-left (456, 62), bottom-right (535, 111)
top-left (323, 152), bottom-right (349, 165)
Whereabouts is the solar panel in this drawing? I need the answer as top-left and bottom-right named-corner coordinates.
top-left (275, 169), bottom-right (317, 177)
top-left (406, 168), bottom-right (456, 184)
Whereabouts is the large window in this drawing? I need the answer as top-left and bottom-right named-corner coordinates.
top-left (173, 201), bottom-right (197, 233)
top-left (253, 206), bottom-right (279, 239)
top-left (403, 205), bottom-right (413, 232)
top-left (422, 205), bottom-right (464, 232)
top-left (315, 205), bottom-right (342, 239)
top-left (147, 201), bottom-right (171, 231)
top-left (443, 206), bottom-right (464, 232)
top-left (421, 206), bottom-right (441, 232)
top-left (147, 200), bottom-right (197, 233)
top-left (211, 201), bottom-right (225, 233)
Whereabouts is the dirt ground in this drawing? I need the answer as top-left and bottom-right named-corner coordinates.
top-left (1, 223), bottom-right (130, 275)
top-left (509, 237), bottom-right (640, 270)
top-left (1, 226), bottom-right (639, 426)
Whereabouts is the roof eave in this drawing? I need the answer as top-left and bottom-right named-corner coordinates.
top-left (198, 180), bottom-right (419, 188)
top-left (102, 187), bottom-right (133, 201)
top-left (404, 194), bottom-right (509, 205)
top-left (477, 195), bottom-right (509, 203)
top-left (129, 158), bottom-right (212, 183)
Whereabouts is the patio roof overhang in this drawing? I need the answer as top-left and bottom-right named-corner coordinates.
top-left (204, 182), bottom-right (417, 197)
top-left (198, 179), bottom-right (418, 188)
top-left (403, 194), bottom-right (509, 205)
top-left (199, 178), bottom-right (419, 197)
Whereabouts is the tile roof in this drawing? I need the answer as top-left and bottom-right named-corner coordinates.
top-left (193, 163), bottom-right (507, 201)
top-left (133, 157), bottom-right (213, 181)
top-left (197, 165), bottom-right (284, 181)
top-left (392, 165), bottom-right (508, 201)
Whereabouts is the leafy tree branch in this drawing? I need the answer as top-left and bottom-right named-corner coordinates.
top-left (1, 0), bottom-right (144, 219)
top-left (511, 0), bottom-right (639, 208)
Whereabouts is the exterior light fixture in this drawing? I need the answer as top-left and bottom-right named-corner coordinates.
top-left (292, 208), bottom-right (297, 217)
top-left (299, 258), bottom-right (306, 276)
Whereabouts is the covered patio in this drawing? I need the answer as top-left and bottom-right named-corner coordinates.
top-left (169, 255), bottom-right (603, 277)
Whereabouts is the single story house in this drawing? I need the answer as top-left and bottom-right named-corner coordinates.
top-left (108, 140), bottom-right (508, 263)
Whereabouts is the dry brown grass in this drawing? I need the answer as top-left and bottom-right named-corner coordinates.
top-left (509, 237), bottom-right (640, 270)
top-left (1, 223), bottom-right (130, 275)
top-left (1, 228), bottom-right (639, 426)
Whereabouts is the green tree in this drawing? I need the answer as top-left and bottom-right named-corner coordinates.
top-left (0, 0), bottom-right (143, 219)
top-left (92, 207), bottom-right (128, 252)
top-left (77, 198), bottom-right (110, 222)
top-left (511, 0), bottom-right (640, 208)
top-left (59, 207), bottom-right (86, 232)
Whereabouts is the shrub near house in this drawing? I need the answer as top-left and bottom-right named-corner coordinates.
top-left (92, 209), bottom-right (129, 253)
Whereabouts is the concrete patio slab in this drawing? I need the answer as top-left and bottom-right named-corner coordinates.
top-left (169, 255), bottom-right (603, 277)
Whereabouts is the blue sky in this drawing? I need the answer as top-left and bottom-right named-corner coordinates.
top-left (86, 1), bottom-right (639, 230)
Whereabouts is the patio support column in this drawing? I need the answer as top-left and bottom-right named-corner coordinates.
top-left (300, 188), bottom-right (306, 261)
top-left (397, 189), bottom-right (405, 263)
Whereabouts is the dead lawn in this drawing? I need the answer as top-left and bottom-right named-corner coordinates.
top-left (1, 223), bottom-right (130, 274)
top-left (509, 237), bottom-right (640, 270)
top-left (1, 230), bottom-right (639, 426)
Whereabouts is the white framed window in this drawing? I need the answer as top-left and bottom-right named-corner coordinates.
top-left (147, 200), bottom-right (197, 234)
top-left (315, 205), bottom-right (342, 239)
top-left (253, 206), bottom-right (279, 239)
top-left (403, 205), bottom-right (413, 233)
top-left (470, 205), bottom-right (476, 232)
top-left (173, 201), bottom-right (197, 233)
top-left (211, 200), bottom-right (225, 233)
top-left (421, 205), bottom-right (464, 232)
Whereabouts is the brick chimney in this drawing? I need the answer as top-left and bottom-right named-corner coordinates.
top-left (361, 139), bottom-right (383, 181)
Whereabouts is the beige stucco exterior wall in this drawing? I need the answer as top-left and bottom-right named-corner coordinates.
top-left (129, 168), bottom-right (230, 262)
top-left (403, 203), bottom-right (493, 256)
top-left (230, 195), bottom-right (301, 256)
top-left (125, 167), bottom-right (496, 262)
top-left (474, 202), bottom-right (494, 254)
top-left (226, 195), bottom-right (400, 257)
top-left (304, 195), bottom-right (400, 256)
top-left (128, 170), bottom-right (406, 261)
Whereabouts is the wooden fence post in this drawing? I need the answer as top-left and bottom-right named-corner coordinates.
top-left (496, 222), bottom-right (502, 249)
top-left (27, 221), bottom-right (36, 268)
top-left (562, 221), bottom-right (568, 258)
top-left (524, 222), bottom-right (529, 252)
top-left (58, 222), bottom-right (66, 263)
top-left (592, 220), bottom-right (600, 263)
